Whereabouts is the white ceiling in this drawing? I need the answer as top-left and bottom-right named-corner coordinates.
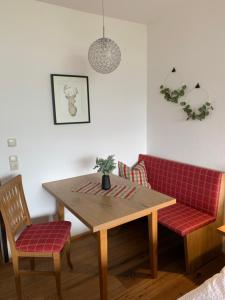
top-left (37, 0), bottom-right (183, 24)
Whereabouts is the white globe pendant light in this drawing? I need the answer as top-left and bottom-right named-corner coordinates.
top-left (88, 0), bottom-right (121, 74)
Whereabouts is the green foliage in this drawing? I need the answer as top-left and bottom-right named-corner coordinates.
top-left (160, 85), bottom-right (187, 103)
top-left (180, 101), bottom-right (213, 120)
top-left (93, 155), bottom-right (116, 175)
top-left (160, 84), bottom-right (213, 121)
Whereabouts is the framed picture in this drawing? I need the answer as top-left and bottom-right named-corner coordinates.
top-left (51, 74), bottom-right (90, 124)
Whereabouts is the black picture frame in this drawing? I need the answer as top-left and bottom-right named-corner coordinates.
top-left (51, 74), bottom-right (91, 125)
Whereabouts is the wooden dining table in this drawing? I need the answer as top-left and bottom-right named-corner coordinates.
top-left (42, 173), bottom-right (176, 300)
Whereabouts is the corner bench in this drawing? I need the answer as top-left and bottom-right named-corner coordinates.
top-left (139, 154), bottom-right (225, 272)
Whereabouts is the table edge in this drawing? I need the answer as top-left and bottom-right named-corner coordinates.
top-left (42, 181), bottom-right (176, 233)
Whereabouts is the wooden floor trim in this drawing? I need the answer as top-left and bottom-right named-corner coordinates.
top-left (70, 230), bottom-right (92, 242)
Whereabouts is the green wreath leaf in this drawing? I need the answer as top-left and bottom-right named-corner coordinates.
top-left (160, 85), bottom-right (187, 103)
top-left (180, 101), bottom-right (213, 121)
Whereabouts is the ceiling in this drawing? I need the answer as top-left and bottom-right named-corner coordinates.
top-left (37, 0), bottom-right (183, 24)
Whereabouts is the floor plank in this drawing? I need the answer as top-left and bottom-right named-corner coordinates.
top-left (0, 218), bottom-right (224, 300)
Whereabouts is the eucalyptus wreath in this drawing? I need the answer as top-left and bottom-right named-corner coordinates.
top-left (160, 84), bottom-right (213, 120)
top-left (160, 85), bottom-right (187, 103)
top-left (180, 101), bottom-right (213, 121)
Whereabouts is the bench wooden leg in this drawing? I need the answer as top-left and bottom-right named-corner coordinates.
top-left (184, 235), bottom-right (191, 273)
top-left (184, 222), bottom-right (223, 273)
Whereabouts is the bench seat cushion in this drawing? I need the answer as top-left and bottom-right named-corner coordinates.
top-left (158, 203), bottom-right (215, 236)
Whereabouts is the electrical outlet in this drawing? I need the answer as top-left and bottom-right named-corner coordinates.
top-left (7, 138), bottom-right (17, 147)
top-left (9, 155), bottom-right (19, 171)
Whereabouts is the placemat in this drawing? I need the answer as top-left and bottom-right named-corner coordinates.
top-left (73, 182), bottom-right (136, 199)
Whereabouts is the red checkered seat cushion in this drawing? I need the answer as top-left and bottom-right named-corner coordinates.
top-left (158, 203), bottom-right (215, 236)
top-left (138, 154), bottom-right (223, 236)
top-left (16, 221), bottom-right (71, 253)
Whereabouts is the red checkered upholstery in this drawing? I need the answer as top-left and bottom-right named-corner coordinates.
top-left (118, 160), bottom-right (151, 188)
top-left (16, 221), bottom-right (71, 253)
top-left (158, 203), bottom-right (215, 236)
top-left (139, 154), bottom-right (223, 235)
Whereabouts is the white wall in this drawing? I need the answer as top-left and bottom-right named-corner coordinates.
top-left (0, 0), bottom-right (147, 235)
top-left (148, 0), bottom-right (225, 171)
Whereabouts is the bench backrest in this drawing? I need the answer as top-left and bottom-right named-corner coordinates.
top-left (139, 154), bottom-right (223, 217)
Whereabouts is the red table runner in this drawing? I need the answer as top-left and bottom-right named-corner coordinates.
top-left (73, 182), bottom-right (136, 199)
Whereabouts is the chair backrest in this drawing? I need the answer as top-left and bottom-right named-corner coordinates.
top-left (0, 175), bottom-right (31, 253)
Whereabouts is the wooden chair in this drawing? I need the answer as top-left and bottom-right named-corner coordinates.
top-left (0, 175), bottom-right (73, 299)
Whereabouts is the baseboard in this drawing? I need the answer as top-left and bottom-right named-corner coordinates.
top-left (71, 231), bottom-right (92, 242)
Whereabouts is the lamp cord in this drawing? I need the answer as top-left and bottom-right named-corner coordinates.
top-left (102, 0), bottom-right (105, 37)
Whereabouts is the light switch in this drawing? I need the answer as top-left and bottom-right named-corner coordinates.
top-left (7, 138), bottom-right (17, 147)
top-left (9, 155), bottom-right (19, 171)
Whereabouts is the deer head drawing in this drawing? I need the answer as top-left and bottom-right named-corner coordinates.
top-left (64, 85), bottom-right (78, 116)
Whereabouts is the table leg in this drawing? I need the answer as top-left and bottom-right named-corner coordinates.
top-left (148, 211), bottom-right (158, 278)
top-left (57, 200), bottom-right (65, 221)
top-left (98, 229), bottom-right (108, 300)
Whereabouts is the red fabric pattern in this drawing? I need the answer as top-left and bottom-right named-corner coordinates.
top-left (73, 182), bottom-right (136, 199)
top-left (16, 221), bottom-right (71, 253)
top-left (139, 154), bottom-right (222, 217)
top-left (158, 203), bottom-right (215, 236)
top-left (118, 160), bottom-right (151, 188)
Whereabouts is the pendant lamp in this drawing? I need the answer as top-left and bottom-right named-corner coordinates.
top-left (88, 0), bottom-right (121, 74)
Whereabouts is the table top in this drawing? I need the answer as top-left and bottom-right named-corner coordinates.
top-left (42, 173), bottom-right (176, 232)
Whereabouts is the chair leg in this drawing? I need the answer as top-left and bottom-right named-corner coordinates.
top-left (53, 253), bottom-right (62, 300)
top-left (66, 237), bottom-right (73, 270)
top-left (12, 256), bottom-right (22, 300)
top-left (30, 258), bottom-right (35, 271)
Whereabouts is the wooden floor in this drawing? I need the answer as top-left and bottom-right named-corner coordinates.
top-left (0, 218), bottom-right (225, 300)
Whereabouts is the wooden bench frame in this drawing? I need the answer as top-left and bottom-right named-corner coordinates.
top-left (184, 174), bottom-right (225, 273)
